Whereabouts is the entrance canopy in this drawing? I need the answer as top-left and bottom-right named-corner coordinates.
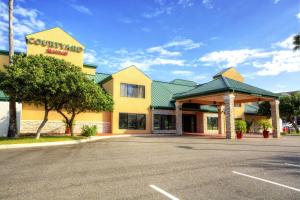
top-left (173, 76), bottom-right (279, 104)
top-left (172, 76), bottom-right (280, 139)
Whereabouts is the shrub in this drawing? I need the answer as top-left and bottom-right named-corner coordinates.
top-left (235, 120), bottom-right (247, 133)
top-left (257, 119), bottom-right (272, 131)
top-left (81, 125), bottom-right (97, 137)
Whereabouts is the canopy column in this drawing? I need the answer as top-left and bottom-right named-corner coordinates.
top-left (271, 100), bottom-right (280, 138)
top-left (175, 102), bottom-right (183, 135)
top-left (224, 93), bottom-right (236, 139)
top-left (217, 105), bottom-right (224, 135)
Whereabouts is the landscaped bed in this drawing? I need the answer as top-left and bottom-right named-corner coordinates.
top-left (0, 136), bottom-right (86, 145)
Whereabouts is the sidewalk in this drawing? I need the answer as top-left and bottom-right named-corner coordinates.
top-left (0, 134), bottom-right (135, 150)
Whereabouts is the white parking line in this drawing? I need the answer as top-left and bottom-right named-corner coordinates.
top-left (232, 171), bottom-right (300, 192)
top-left (285, 163), bottom-right (300, 168)
top-left (149, 184), bottom-right (180, 200)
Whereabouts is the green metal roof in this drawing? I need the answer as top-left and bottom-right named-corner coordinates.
top-left (174, 76), bottom-right (279, 100)
top-left (83, 63), bottom-right (97, 69)
top-left (94, 73), bottom-right (111, 84)
top-left (0, 91), bottom-right (9, 101)
top-left (170, 79), bottom-right (197, 87)
top-left (151, 81), bottom-right (196, 109)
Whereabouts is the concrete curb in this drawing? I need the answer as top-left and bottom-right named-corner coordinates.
top-left (0, 134), bottom-right (134, 150)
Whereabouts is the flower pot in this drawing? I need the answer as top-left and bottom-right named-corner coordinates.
top-left (263, 130), bottom-right (269, 138)
top-left (236, 131), bottom-right (243, 139)
top-left (65, 127), bottom-right (71, 135)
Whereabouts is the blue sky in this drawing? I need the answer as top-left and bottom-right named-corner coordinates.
top-left (0, 0), bottom-right (299, 92)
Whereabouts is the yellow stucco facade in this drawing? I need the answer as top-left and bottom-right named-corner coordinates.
top-left (105, 66), bottom-right (152, 134)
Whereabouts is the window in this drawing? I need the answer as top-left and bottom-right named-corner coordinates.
top-left (120, 83), bottom-right (145, 98)
top-left (154, 114), bottom-right (176, 130)
top-left (207, 117), bottom-right (218, 130)
top-left (119, 113), bottom-right (146, 130)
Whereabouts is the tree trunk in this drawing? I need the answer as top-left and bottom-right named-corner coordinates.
top-left (7, 99), bottom-right (17, 137)
top-left (36, 108), bottom-right (49, 139)
top-left (69, 113), bottom-right (76, 137)
top-left (7, 0), bottom-right (17, 138)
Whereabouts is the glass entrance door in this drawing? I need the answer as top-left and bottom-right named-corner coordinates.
top-left (182, 114), bottom-right (197, 133)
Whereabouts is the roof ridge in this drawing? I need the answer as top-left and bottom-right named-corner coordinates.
top-left (153, 80), bottom-right (196, 87)
top-left (221, 76), bottom-right (231, 88)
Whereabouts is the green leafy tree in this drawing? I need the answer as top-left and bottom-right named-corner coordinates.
top-left (0, 54), bottom-right (82, 139)
top-left (55, 72), bottom-right (113, 136)
top-left (293, 33), bottom-right (300, 51)
top-left (258, 101), bottom-right (271, 118)
top-left (280, 92), bottom-right (300, 133)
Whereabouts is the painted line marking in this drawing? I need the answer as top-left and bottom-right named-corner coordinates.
top-left (232, 171), bottom-right (300, 192)
top-left (285, 163), bottom-right (300, 168)
top-left (149, 184), bottom-right (180, 200)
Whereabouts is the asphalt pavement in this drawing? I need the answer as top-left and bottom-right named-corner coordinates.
top-left (0, 135), bottom-right (299, 200)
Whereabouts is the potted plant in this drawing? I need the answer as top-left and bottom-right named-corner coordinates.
top-left (235, 120), bottom-right (247, 139)
top-left (257, 119), bottom-right (272, 138)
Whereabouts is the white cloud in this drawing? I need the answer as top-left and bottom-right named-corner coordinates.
top-left (273, 0), bottom-right (280, 4)
top-left (172, 70), bottom-right (193, 75)
top-left (153, 58), bottom-right (185, 66)
top-left (84, 49), bottom-right (98, 63)
top-left (178, 0), bottom-right (194, 8)
top-left (297, 12), bottom-right (300, 20)
top-left (0, 3), bottom-right (45, 52)
top-left (120, 58), bottom-right (185, 71)
top-left (254, 50), bottom-right (300, 76)
top-left (147, 46), bottom-right (181, 57)
top-left (199, 35), bottom-right (300, 76)
top-left (71, 4), bottom-right (92, 15)
top-left (164, 39), bottom-right (203, 50)
top-left (273, 35), bottom-right (294, 49)
top-left (199, 49), bottom-right (268, 68)
top-left (202, 0), bottom-right (213, 9)
top-left (142, 0), bottom-right (195, 18)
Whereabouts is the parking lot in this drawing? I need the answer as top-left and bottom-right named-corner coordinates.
top-left (0, 135), bottom-right (299, 200)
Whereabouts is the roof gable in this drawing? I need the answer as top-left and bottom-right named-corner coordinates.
top-left (213, 67), bottom-right (244, 82)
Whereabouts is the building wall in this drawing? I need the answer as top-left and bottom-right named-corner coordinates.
top-left (0, 102), bottom-right (22, 137)
top-left (0, 54), bottom-right (9, 71)
top-left (26, 27), bottom-right (88, 73)
top-left (21, 103), bottom-right (111, 134)
top-left (82, 66), bottom-right (96, 75)
top-left (222, 68), bottom-right (244, 82)
top-left (109, 66), bottom-right (152, 134)
top-left (234, 104), bottom-right (245, 119)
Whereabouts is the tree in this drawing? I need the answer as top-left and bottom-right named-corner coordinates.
top-left (7, 0), bottom-right (18, 138)
top-left (258, 101), bottom-right (271, 118)
top-left (279, 93), bottom-right (300, 133)
top-left (55, 71), bottom-right (113, 136)
top-left (293, 33), bottom-right (300, 51)
top-left (0, 54), bottom-right (82, 139)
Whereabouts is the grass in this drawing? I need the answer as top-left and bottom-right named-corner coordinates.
top-left (281, 132), bottom-right (300, 136)
top-left (0, 135), bottom-right (86, 145)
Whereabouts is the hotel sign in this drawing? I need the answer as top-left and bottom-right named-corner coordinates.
top-left (26, 37), bottom-right (83, 56)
